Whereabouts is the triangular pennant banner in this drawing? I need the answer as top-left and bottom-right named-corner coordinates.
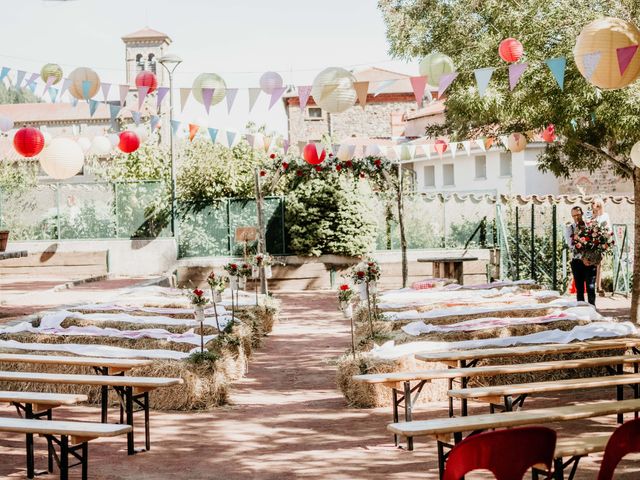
top-left (101, 82), bottom-right (111, 102)
top-left (89, 99), bottom-right (99, 117)
top-left (82, 80), bottom-right (93, 99)
top-left (545, 57), bottom-right (566, 90)
top-left (262, 135), bottom-right (272, 152)
top-left (179, 88), bottom-right (191, 111)
top-left (150, 115), bottom-right (160, 131)
top-left (0, 67), bottom-right (9, 83)
top-left (438, 72), bottom-right (458, 97)
top-left (25, 73), bottom-right (39, 88)
top-left (60, 78), bottom-right (71, 98)
top-left (314, 143), bottom-right (324, 158)
top-left (248, 88), bottom-right (261, 112)
top-left (15, 70), bottom-right (26, 88)
top-left (109, 104), bottom-right (120, 122)
top-left (450, 142), bottom-right (458, 159)
top-left (372, 79), bottom-right (396, 96)
top-left (170, 119), bottom-right (181, 135)
top-left (354, 81), bottom-right (369, 108)
top-left (225, 88), bottom-right (238, 113)
top-left (156, 86), bottom-right (169, 108)
top-left (188, 123), bottom-right (199, 141)
top-left (297, 141), bottom-right (306, 153)
top-left (617, 45), bottom-right (639, 75)
top-left (244, 133), bottom-right (256, 148)
top-left (201, 87), bottom-right (215, 114)
top-left (44, 75), bottom-right (55, 94)
top-left (226, 131), bottom-right (237, 147)
top-left (508, 63), bottom-right (528, 91)
top-left (27, 82), bottom-right (36, 94)
top-left (269, 87), bottom-right (286, 110)
top-left (392, 146), bottom-right (402, 160)
top-left (137, 85), bottom-right (150, 110)
top-left (581, 51), bottom-right (602, 81)
top-left (476, 138), bottom-right (486, 152)
top-left (48, 87), bottom-right (59, 103)
top-left (70, 97), bottom-right (79, 107)
top-left (208, 127), bottom-right (218, 143)
top-left (331, 143), bottom-right (340, 156)
top-left (298, 85), bottom-right (312, 110)
top-left (283, 139), bottom-right (290, 155)
top-left (410, 76), bottom-right (428, 107)
top-left (119, 84), bottom-right (129, 107)
top-left (131, 111), bottom-right (141, 125)
top-left (474, 67), bottom-right (495, 97)
top-left (462, 141), bottom-right (471, 156)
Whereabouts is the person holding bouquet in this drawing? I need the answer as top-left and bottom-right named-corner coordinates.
top-left (565, 206), bottom-right (596, 306)
top-left (590, 197), bottom-right (611, 296)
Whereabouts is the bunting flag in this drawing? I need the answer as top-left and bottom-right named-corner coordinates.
top-left (226, 130), bottom-right (237, 147)
top-left (410, 76), bottom-right (428, 107)
top-left (109, 104), bottom-right (120, 123)
top-left (44, 75), bottom-right (55, 93)
top-left (70, 97), bottom-right (79, 107)
top-left (225, 88), bottom-right (238, 113)
top-left (15, 70), bottom-right (26, 88)
top-left (617, 45), bottom-right (638, 75)
top-left (546, 57), bottom-right (566, 90)
top-left (248, 88), bottom-right (261, 111)
top-left (420, 144), bottom-right (431, 160)
top-left (25, 73), bottom-right (39, 88)
top-left (208, 127), bottom-right (218, 143)
top-left (0, 67), bottom-right (9, 83)
top-left (508, 63), bottom-right (528, 91)
top-left (283, 138), bottom-right (290, 155)
top-left (449, 142), bottom-right (458, 159)
top-left (48, 87), bottom-right (58, 103)
top-left (269, 86), bottom-right (286, 110)
top-left (188, 124), bottom-right (199, 141)
top-left (297, 141), bottom-right (306, 153)
top-left (474, 67), bottom-right (495, 97)
top-left (27, 82), bottom-right (36, 94)
top-left (262, 135), bottom-right (272, 152)
top-left (581, 51), bottom-right (602, 81)
top-left (484, 137), bottom-right (495, 150)
top-left (354, 81), bottom-right (369, 108)
top-left (156, 87), bottom-right (169, 108)
top-left (82, 80), bottom-right (93, 99)
top-left (298, 85), bottom-right (312, 110)
top-left (372, 79), bottom-right (396, 96)
top-left (88, 99), bottom-right (99, 117)
top-left (331, 143), bottom-right (340, 156)
top-left (137, 85), bottom-right (150, 110)
top-left (476, 138), bottom-right (486, 152)
top-left (60, 78), bottom-right (72, 99)
top-left (131, 111), bottom-right (141, 125)
top-left (438, 72), bottom-right (458, 97)
top-left (119, 84), bottom-right (129, 107)
top-left (314, 142), bottom-right (324, 158)
top-left (201, 87), bottom-right (215, 114)
top-left (462, 141), bottom-right (471, 156)
top-left (179, 88), bottom-right (191, 111)
top-left (150, 115), bottom-right (160, 131)
top-left (244, 133), bottom-right (256, 148)
top-left (170, 119), bottom-right (181, 135)
top-left (101, 82), bottom-right (111, 102)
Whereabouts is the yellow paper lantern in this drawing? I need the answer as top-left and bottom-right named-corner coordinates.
top-left (68, 67), bottom-right (100, 100)
top-left (39, 138), bottom-right (84, 179)
top-left (507, 133), bottom-right (527, 152)
top-left (419, 53), bottom-right (455, 90)
top-left (40, 63), bottom-right (63, 85)
top-left (311, 67), bottom-right (357, 114)
top-left (192, 73), bottom-right (227, 106)
top-left (574, 17), bottom-right (640, 89)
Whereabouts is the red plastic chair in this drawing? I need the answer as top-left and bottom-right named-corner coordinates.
top-left (597, 418), bottom-right (640, 480)
top-left (443, 427), bottom-right (556, 480)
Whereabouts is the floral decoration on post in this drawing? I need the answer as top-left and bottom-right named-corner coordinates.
top-left (572, 220), bottom-right (615, 266)
top-left (252, 253), bottom-right (273, 279)
top-left (206, 271), bottom-right (225, 332)
top-left (224, 262), bottom-right (239, 289)
top-left (187, 288), bottom-right (208, 353)
top-left (349, 257), bottom-right (382, 338)
top-left (238, 262), bottom-right (252, 289)
top-left (338, 284), bottom-right (357, 358)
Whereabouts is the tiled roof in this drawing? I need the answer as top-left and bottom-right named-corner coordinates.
top-left (121, 27), bottom-right (171, 42)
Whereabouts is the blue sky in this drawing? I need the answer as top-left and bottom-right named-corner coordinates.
top-left (2, 0), bottom-right (416, 134)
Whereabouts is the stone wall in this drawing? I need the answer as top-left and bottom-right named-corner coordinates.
top-left (558, 165), bottom-right (633, 195)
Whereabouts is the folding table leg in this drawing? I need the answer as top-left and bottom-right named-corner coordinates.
top-left (144, 392), bottom-right (150, 451)
top-left (126, 386), bottom-right (135, 455)
top-left (60, 435), bottom-right (69, 480)
top-left (617, 363), bottom-right (624, 424)
top-left (391, 388), bottom-right (399, 446)
top-left (437, 441), bottom-right (446, 480)
top-left (554, 457), bottom-right (565, 480)
top-left (403, 381), bottom-right (414, 451)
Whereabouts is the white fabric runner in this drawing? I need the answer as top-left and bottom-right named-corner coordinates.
top-left (368, 321), bottom-right (638, 360)
top-left (70, 303), bottom-right (229, 316)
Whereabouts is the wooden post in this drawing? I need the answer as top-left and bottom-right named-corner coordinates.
top-left (254, 168), bottom-right (268, 295)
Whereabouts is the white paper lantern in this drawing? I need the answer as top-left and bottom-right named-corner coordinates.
top-left (90, 135), bottom-right (112, 155)
top-left (630, 141), bottom-right (640, 167)
top-left (192, 73), bottom-right (227, 105)
top-left (0, 116), bottom-right (14, 132)
top-left (507, 133), bottom-right (527, 152)
top-left (337, 144), bottom-right (355, 161)
top-left (42, 131), bottom-right (52, 147)
top-left (135, 126), bottom-right (149, 143)
top-left (311, 67), bottom-right (357, 114)
top-left (259, 71), bottom-right (283, 94)
top-left (77, 137), bottom-right (92, 153)
top-left (108, 133), bottom-right (120, 146)
top-left (39, 137), bottom-right (84, 179)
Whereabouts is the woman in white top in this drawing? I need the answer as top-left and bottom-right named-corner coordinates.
top-left (591, 197), bottom-right (610, 295)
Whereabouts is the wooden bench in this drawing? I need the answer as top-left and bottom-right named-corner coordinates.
top-left (354, 354), bottom-right (640, 450)
top-left (0, 354), bottom-right (153, 424)
top-left (449, 373), bottom-right (640, 416)
top-left (0, 371), bottom-right (182, 455)
top-left (543, 435), bottom-right (609, 480)
top-left (387, 398), bottom-right (640, 480)
top-left (0, 416), bottom-right (131, 480)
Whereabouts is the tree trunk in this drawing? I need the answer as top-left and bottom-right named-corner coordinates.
top-left (397, 166), bottom-right (408, 288)
top-left (631, 167), bottom-right (640, 323)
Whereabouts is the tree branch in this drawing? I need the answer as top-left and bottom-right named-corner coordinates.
top-left (575, 140), bottom-right (634, 177)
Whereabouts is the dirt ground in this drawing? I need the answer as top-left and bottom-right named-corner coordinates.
top-left (0, 290), bottom-right (639, 479)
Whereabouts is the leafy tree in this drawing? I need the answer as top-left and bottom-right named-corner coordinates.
top-left (379, 0), bottom-right (640, 320)
top-left (0, 85), bottom-right (41, 105)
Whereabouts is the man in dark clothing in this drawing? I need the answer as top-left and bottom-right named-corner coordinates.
top-left (564, 206), bottom-right (597, 306)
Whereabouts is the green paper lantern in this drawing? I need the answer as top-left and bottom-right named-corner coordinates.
top-left (419, 53), bottom-right (455, 90)
top-left (40, 63), bottom-right (63, 85)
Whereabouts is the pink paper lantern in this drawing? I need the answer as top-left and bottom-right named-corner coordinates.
top-left (499, 38), bottom-right (524, 63)
top-left (135, 71), bottom-right (158, 94)
top-left (542, 124), bottom-right (556, 143)
top-left (303, 144), bottom-right (326, 165)
top-left (434, 139), bottom-right (448, 155)
top-left (259, 71), bottom-right (283, 95)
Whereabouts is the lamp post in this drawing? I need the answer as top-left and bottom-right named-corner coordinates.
top-left (158, 53), bottom-right (182, 238)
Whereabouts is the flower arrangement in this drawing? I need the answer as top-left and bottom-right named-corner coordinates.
top-left (224, 263), bottom-right (239, 276)
top-left (350, 258), bottom-right (381, 284)
top-left (238, 262), bottom-right (252, 278)
top-left (571, 220), bottom-right (615, 265)
top-left (350, 264), bottom-right (368, 284)
top-left (206, 271), bottom-right (226, 292)
top-left (253, 253), bottom-right (272, 267)
top-left (187, 288), bottom-right (208, 307)
top-left (337, 284), bottom-right (354, 304)
top-left (364, 258), bottom-right (381, 282)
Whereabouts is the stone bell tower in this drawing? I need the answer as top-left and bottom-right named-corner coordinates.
top-left (121, 27), bottom-right (172, 88)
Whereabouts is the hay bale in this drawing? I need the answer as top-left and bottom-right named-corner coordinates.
top-left (50, 317), bottom-right (220, 336)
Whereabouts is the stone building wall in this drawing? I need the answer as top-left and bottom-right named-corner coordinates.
top-left (558, 165), bottom-right (633, 195)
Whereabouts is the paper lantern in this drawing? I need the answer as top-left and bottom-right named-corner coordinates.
top-left (192, 73), bottom-right (227, 105)
top-left (135, 71), bottom-right (158, 94)
top-left (108, 133), bottom-right (120, 146)
top-left (77, 137), bottom-right (92, 153)
top-left (118, 131), bottom-right (140, 153)
top-left (259, 71), bottom-right (283, 94)
top-left (337, 144), bottom-right (355, 162)
top-left (499, 38), bottom-right (524, 62)
top-left (630, 142), bottom-right (640, 167)
top-left (68, 67), bottom-right (100, 100)
top-left (135, 126), bottom-right (149, 143)
top-left (90, 135), bottom-right (112, 155)
top-left (303, 144), bottom-right (326, 165)
top-left (40, 63), bottom-right (63, 85)
top-left (42, 131), bottom-right (52, 147)
top-left (419, 53), bottom-right (455, 90)
top-left (366, 144), bottom-right (382, 157)
top-left (0, 116), bottom-right (13, 133)
top-left (311, 67), bottom-right (357, 114)
top-left (434, 139), bottom-right (448, 155)
top-left (507, 133), bottom-right (527, 152)
top-left (542, 124), bottom-right (556, 143)
top-left (575, 17), bottom-right (640, 89)
top-left (39, 137), bottom-right (84, 179)
top-left (13, 127), bottom-right (45, 157)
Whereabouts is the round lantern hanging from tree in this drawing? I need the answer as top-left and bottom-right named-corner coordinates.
top-left (39, 137), bottom-right (84, 179)
top-left (135, 71), bottom-right (158, 94)
top-left (542, 124), bottom-right (556, 143)
top-left (192, 73), bottom-right (227, 105)
top-left (303, 144), bottom-right (326, 165)
top-left (507, 133), bottom-right (527, 152)
top-left (90, 135), bottom-right (112, 156)
top-left (498, 38), bottom-right (524, 62)
top-left (118, 131), bottom-right (140, 153)
top-left (630, 141), bottom-right (640, 168)
top-left (419, 52), bottom-right (455, 90)
top-left (0, 116), bottom-right (14, 132)
top-left (259, 71), bottom-right (283, 94)
top-left (68, 67), bottom-right (100, 100)
top-left (434, 139), bottom-right (448, 155)
top-left (13, 127), bottom-right (45, 157)
top-left (40, 63), bottom-right (63, 85)
top-left (311, 67), bottom-right (357, 114)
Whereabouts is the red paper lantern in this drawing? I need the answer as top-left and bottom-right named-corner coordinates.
top-left (118, 131), bottom-right (140, 153)
top-left (13, 127), bottom-right (45, 157)
top-left (542, 124), bottom-right (556, 143)
top-left (499, 38), bottom-right (524, 63)
top-left (434, 139), bottom-right (448, 155)
top-left (303, 143), bottom-right (326, 165)
top-left (135, 71), bottom-right (158, 94)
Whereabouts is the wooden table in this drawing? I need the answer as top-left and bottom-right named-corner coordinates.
top-left (0, 250), bottom-right (27, 261)
top-left (417, 256), bottom-right (478, 285)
